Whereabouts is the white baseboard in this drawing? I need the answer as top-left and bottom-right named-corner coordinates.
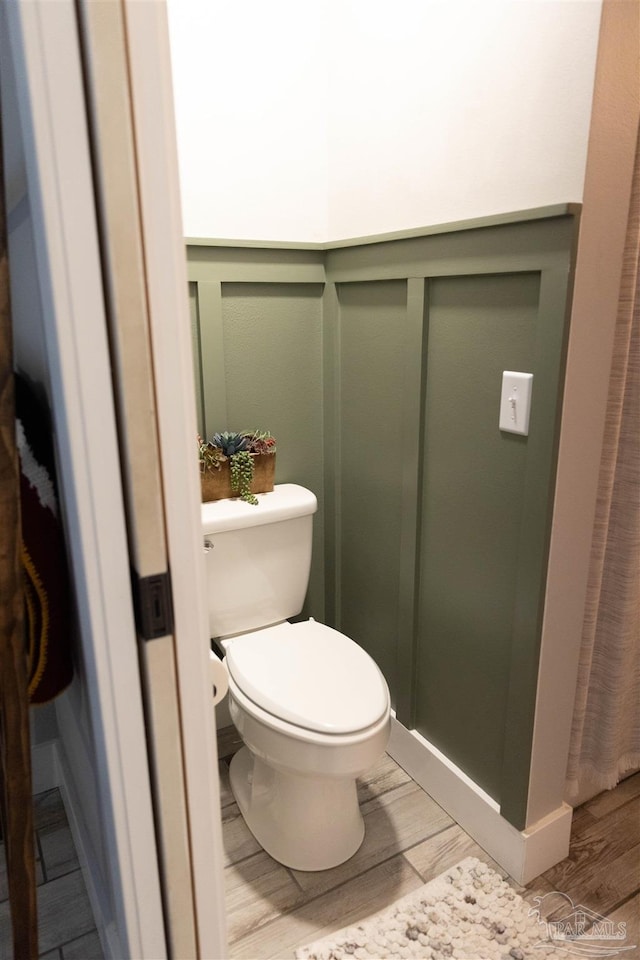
top-left (387, 717), bottom-right (572, 885)
top-left (31, 740), bottom-right (60, 794)
top-left (55, 736), bottom-right (124, 960)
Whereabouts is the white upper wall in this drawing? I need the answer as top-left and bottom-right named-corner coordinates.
top-left (167, 0), bottom-right (328, 241)
top-left (167, 0), bottom-right (602, 243)
top-left (327, 0), bottom-right (602, 240)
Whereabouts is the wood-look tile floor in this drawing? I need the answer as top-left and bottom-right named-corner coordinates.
top-left (0, 788), bottom-right (103, 959)
top-left (218, 728), bottom-right (640, 959)
top-left (1, 746), bottom-right (638, 959)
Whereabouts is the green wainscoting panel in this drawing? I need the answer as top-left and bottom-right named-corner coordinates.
top-left (395, 278), bottom-right (429, 725)
top-left (197, 280), bottom-right (227, 434)
top-left (186, 206), bottom-right (578, 829)
top-left (336, 280), bottom-right (408, 701)
top-left (415, 272), bottom-right (540, 802)
top-left (188, 243), bottom-right (325, 284)
top-left (220, 282), bottom-right (325, 619)
top-left (499, 266), bottom-right (576, 827)
top-left (325, 215), bottom-right (577, 284)
top-left (189, 281), bottom-right (205, 437)
top-left (322, 282), bottom-right (341, 629)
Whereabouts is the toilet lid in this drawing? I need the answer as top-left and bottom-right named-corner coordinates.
top-left (225, 620), bottom-right (389, 734)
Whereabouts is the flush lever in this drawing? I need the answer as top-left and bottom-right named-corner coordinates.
top-left (203, 538), bottom-right (214, 554)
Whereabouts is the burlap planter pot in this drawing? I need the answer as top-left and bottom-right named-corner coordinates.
top-left (200, 453), bottom-right (276, 502)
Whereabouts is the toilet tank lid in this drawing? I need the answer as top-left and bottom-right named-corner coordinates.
top-left (201, 483), bottom-right (317, 534)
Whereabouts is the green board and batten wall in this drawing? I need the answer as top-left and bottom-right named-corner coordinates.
top-left (187, 206), bottom-right (579, 830)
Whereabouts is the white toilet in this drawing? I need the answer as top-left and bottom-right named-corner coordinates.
top-left (202, 483), bottom-right (390, 872)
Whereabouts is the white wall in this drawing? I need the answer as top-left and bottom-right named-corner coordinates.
top-left (167, 0), bottom-right (328, 241)
top-left (327, 0), bottom-right (602, 240)
top-left (167, 0), bottom-right (602, 243)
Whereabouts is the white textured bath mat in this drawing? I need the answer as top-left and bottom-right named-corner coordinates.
top-left (295, 857), bottom-right (558, 960)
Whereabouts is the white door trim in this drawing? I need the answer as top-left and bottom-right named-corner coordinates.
top-left (525, 0), bottom-right (640, 824)
top-left (123, 2), bottom-right (228, 955)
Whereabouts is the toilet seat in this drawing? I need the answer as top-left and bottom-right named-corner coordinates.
top-left (227, 674), bottom-right (390, 750)
top-left (225, 619), bottom-right (389, 735)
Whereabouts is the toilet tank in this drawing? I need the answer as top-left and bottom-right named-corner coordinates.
top-left (201, 483), bottom-right (318, 639)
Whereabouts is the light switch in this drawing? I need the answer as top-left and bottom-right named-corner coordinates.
top-left (499, 371), bottom-right (533, 435)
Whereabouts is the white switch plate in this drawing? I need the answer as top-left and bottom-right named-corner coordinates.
top-left (499, 371), bottom-right (533, 435)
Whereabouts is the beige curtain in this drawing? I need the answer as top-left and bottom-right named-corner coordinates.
top-left (566, 131), bottom-right (640, 806)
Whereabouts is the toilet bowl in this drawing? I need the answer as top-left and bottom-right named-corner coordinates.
top-left (203, 484), bottom-right (391, 871)
top-left (222, 619), bottom-right (390, 871)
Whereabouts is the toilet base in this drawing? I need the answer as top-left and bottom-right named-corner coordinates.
top-left (229, 746), bottom-right (365, 871)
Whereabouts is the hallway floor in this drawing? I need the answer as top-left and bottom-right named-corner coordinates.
top-left (218, 727), bottom-right (640, 959)
top-left (0, 743), bottom-right (638, 958)
top-left (0, 788), bottom-right (102, 959)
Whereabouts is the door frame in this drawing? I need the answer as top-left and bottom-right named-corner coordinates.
top-left (123, 1), bottom-right (228, 954)
top-left (5, 1), bottom-right (227, 955)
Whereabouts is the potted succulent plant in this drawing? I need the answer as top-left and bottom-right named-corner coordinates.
top-left (198, 430), bottom-right (276, 505)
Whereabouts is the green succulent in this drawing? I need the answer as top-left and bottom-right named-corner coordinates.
top-left (210, 431), bottom-right (249, 457)
top-left (229, 450), bottom-right (258, 505)
top-left (197, 436), bottom-right (227, 472)
top-left (242, 429), bottom-right (277, 456)
top-left (199, 429), bottom-right (276, 505)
